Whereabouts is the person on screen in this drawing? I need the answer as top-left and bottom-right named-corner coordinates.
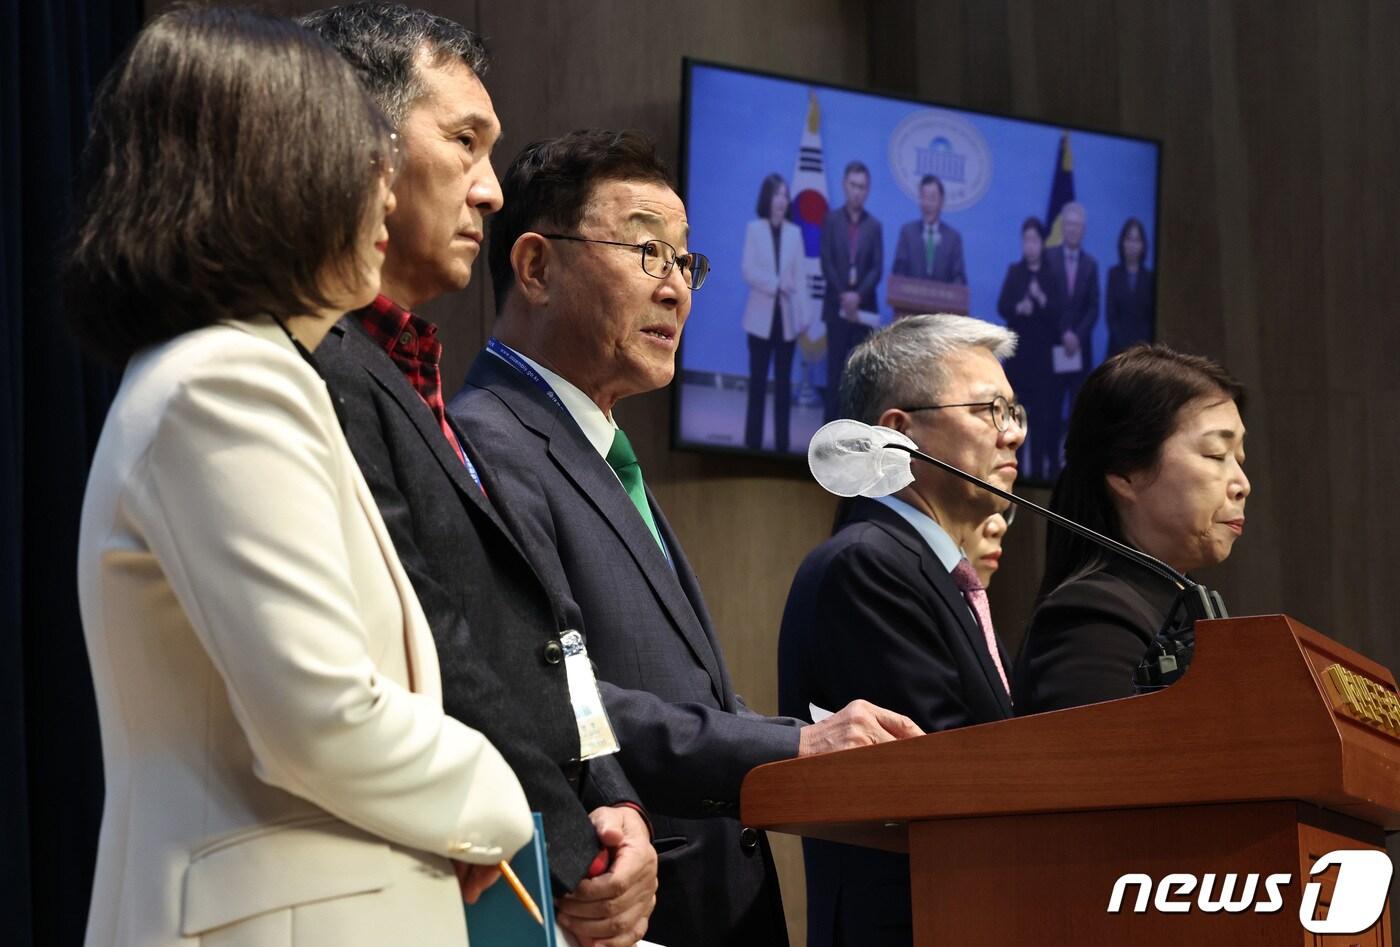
top-left (1045, 201), bottom-right (1099, 461)
top-left (299, 5), bottom-right (658, 942)
top-left (820, 160), bottom-right (884, 421)
top-left (1105, 217), bottom-right (1156, 358)
top-left (998, 215), bottom-right (1065, 481)
top-left (742, 172), bottom-right (805, 451)
top-left (779, 313), bottom-right (1022, 947)
top-left (1013, 345), bottom-right (1249, 715)
top-left (449, 129), bottom-right (923, 947)
top-left (67, 9), bottom-right (534, 944)
top-left (891, 173), bottom-right (967, 285)
top-left (968, 506), bottom-right (1014, 588)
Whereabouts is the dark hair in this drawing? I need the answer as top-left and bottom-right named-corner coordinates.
top-left (299, 2), bottom-right (488, 126)
top-left (1021, 215), bottom-right (1046, 239)
top-left (843, 160), bottom-right (870, 180)
top-left (1117, 216), bottom-right (1149, 268)
top-left (755, 173), bottom-right (789, 219)
top-left (919, 174), bottom-right (945, 197)
top-left (64, 7), bottom-right (393, 366)
top-left (1039, 345), bottom-right (1246, 598)
top-left (489, 129), bottom-right (674, 311)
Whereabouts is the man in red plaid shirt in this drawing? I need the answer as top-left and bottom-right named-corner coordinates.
top-left (301, 6), bottom-right (658, 946)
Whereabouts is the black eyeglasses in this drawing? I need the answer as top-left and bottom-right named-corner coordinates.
top-left (899, 394), bottom-right (1028, 433)
top-left (539, 234), bottom-right (710, 290)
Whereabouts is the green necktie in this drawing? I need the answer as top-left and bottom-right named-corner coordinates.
top-left (606, 428), bottom-right (665, 553)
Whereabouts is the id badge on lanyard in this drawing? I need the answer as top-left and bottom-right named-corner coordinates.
top-left (560, 630), bottom-right (620, 760)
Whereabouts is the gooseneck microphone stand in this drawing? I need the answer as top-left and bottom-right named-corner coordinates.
top-left (880, 440), bottom-right (1228, 691)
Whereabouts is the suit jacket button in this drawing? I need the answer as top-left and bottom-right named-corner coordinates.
top-left (542, 640), bottom-right (564, 665)
top-left (739, 827), bottom-right (759, 855)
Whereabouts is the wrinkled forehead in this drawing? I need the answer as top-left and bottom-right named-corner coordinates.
top-left (582, 178), bottom-right (689, 243)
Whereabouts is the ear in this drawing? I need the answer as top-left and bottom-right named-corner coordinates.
top-left (876, 407), bottom-right (910, 434)
top-left (1105, 470), bottom-right (1136, 504)
top-left (509, 233), bottom-right (553, 306)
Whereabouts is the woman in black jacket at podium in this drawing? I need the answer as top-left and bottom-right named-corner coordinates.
top-left (1013, 345), bottom-right (1250, 714)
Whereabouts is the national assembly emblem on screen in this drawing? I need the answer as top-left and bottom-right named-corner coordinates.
top-left (888, 110), bottom-right (993, 212)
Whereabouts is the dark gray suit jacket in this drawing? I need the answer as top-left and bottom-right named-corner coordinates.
top-left (1044, 244), bottom-right (1100, 363)
top-left (778, 498), bottom-right (1013, 947)
top-left (450, 350), bottom-right (802, 947)
top-left (891, 218), bottom-right (967, 284)
top-left (819, 206), bottom-right (883, 322)
top-left (312, 316), bottom-right (635, 891)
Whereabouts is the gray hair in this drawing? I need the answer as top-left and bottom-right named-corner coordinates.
top-left (840, 313), bottom-right (1018, 423)
top-left (300, 3), bottom-right (489, 127)
top-left (1062, 201), bottom-right (1086, 221)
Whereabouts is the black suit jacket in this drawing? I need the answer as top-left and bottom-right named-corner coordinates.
top-left (891, 218), bottom-right (967, 284)
top-left (1105, 263), bottom-right (1155, 358)
top-left (312, 316), bottom-right (635, 890)
top-left (1013, 557), bottom-right (1183, 715)
top-left (778, 498), bottom-right (1013, 947)
top-left (819, 206), bottom-right (883, 321)
top-left (997, 259), bottom-right (1065, 391)
top-left (450, 350), bottom-right (802, 947)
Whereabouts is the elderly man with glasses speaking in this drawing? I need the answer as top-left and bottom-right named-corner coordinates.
top-left (450, 129), bottom-right (923, 947)
top-left (778, 312), bottom-right (1026, 947)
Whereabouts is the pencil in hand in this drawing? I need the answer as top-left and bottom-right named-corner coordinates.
top-left (498, 859), bottom-right (545, 926)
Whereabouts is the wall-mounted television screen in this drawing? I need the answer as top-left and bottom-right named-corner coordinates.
top-left (676, 59), bottom-right (1161, 484)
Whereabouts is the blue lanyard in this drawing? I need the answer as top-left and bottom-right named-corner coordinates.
top-left (486, 337), bottom-right (567, 412)
top-left (487, 337), bottom-right (673, 569)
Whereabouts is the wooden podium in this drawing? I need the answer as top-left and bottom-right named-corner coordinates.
top-left (742, 616), bottom-right (1400, 945)
top-left (887, 273), bottom-right (970, 317)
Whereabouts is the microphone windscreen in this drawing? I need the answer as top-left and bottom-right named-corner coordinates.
top-left (807, 420), bottom-right (917, 498)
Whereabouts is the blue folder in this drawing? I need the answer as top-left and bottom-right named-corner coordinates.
top-left (464, 813), bottom-right (556, 946)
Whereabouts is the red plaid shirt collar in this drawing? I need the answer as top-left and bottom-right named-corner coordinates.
top-left (356, 294), bottom-right (451, 428)
top-left (354, 294), bottom-right (474, 473)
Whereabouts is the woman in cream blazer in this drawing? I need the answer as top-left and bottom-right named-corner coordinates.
top-left (741, 174), bottom-right (807, 452)
top-left (67, 10), bottom-right (531, 945)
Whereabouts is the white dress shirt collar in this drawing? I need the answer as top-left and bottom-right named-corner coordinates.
top-left (487, 342), bottom-right (617, 459)
top-left (874, 494), bottom-right (964, 573)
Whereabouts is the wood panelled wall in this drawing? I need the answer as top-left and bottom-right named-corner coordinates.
top-left (154, 0), bottom-right (1400, 939)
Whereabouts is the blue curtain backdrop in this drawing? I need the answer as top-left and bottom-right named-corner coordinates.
top-left (2, 0), bottom-right (142, 944)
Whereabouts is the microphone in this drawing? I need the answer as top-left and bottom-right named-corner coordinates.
top-left (807, 419), bottom-right (1227, 690)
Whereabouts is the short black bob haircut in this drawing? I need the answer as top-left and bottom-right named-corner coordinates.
top-left (489, 129), bottom-right (674, 312)
top-left (1117, 216), bottom-right (1150, 269)
top-left (754, 172), bottom-right (789, 219)
top-left (1039, 344), bottom-right (1246, 599)
top-left (64, 6), bottom-right (394, 366)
